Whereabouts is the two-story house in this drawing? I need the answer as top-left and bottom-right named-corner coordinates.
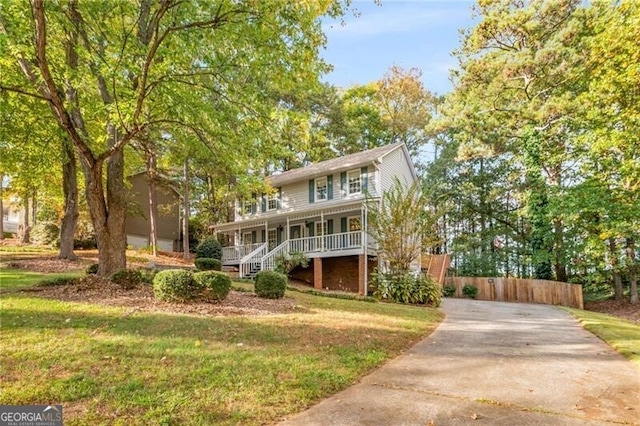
top-left (213, 142), bottom-right (418, 295)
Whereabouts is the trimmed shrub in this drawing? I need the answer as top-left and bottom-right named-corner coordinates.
top-left (254, 270), bottom-right (287, 299)
top-left (139, 268), bottom-right (157, 284)
top-left (110, 268), bottom-right (143, 290)
top-left (442, 284), bottom-right (456, 298)
top-left (462, 284), bottom-right (478, 299)
top-left (372, 272), bottom-right (441, 306)
top-left (194, 271), bottom-right (231, 302)
top-left (195, 238), bottom-right (222, 260)
top-left (195, 257), bottom-right (222, 271)
top-left (86, 263), bottom-right (99, 275)
top-left (274, 251), bottom-right (309, 275)
top-left (153, 269), bottom-right (196, 302)
top-left (39, 276), bottom-right (78, 287)
top-left (31, 222), bottom-right (60, 246)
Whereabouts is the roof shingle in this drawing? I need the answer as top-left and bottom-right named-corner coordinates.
top-left (267, 142), bottom-right (405, 186)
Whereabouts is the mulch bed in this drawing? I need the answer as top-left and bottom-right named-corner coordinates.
top-left (584, 299), bottom-right (640, 324)
top-left (23, 275), bottom-right (298, 317)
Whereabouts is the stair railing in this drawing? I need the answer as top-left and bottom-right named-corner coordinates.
top-left (239, 243), bottom-right (267, 278)
top-left (261, 240), bottom-right (290, 272)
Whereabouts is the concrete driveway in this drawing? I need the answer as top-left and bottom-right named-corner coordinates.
top-left (281, 299), bottom-right (640, 425)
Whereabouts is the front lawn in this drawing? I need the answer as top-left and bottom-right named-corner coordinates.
top-left (0, 269), bottom-right (442, 425)
top-left (565, 308), bottom-right (640, 366)
top-left (0, 269), bottom-right (83, 293)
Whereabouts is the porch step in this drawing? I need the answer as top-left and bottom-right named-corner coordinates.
top-left (245, 263), bottom-right (262, 279)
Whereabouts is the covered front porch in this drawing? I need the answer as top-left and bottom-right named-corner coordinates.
top-left (214, 201), bottom-right (376, 279)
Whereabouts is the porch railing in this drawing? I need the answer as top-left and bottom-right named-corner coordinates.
top-left (222, 243), bottom-right (263, 264)
top-left (237, 231), bottom-right (367, 277)
top-left (289, 231), bottom-right (362, 254)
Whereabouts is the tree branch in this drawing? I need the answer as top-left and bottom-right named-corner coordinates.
top-left (0, 85), bottom-right (49, 101)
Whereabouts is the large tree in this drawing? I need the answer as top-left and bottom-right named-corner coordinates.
top-left (1, 0), bottom-right (345, 275)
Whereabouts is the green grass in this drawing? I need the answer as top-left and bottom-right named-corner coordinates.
top-left (0, 269), bottom-right (442, 425)
top-left (0, 269), bottom-right (82, 293)
top-left (565, 308), bottom-right (640, 366)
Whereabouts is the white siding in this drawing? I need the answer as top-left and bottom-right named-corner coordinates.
top-left (379, 147), bottom-right (416, 193)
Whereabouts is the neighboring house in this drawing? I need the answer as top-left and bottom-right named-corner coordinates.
top-left (125, 172), bottom-right (181, 252)
top-left (1, 195), bottom-right (22, 235)
top-left (213, 142), bottom-right (419, 294)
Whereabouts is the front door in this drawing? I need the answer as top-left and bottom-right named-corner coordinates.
top-left (290, 225), bottom-right (301, 240)
top-left (268, 229), bottom-right (277, 250)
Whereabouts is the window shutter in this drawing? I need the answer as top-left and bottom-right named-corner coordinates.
top-left (277, 227), bottom-right (283, 244)
top-left (251, 231), bottom-right (257, 244)
top-left (277, 187), bottom-right (282, 209)
top-left (308, 180), bottom-right (315, 203)
top-left (327, 219), bottom-right (334, 235)
top-left (327, 175), bottom-right (333, 200)
top-left (361, 167), bottom-right (368, 192)
top-left (261, 230), bottom-right (266, 242)
top-left (340, 217), bottom-right (347, 233)
top-left (307, 221), bottom-right (314, 237)
top-left (261, 193), bottom-right (266, 212)
top-left (251, 193), bottom-right (257, 214)
top-left (340, 172), bottom-right (346, 194)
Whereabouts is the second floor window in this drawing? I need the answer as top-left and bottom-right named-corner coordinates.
top-left (242, 200), bottom-right (253, 216)
top-left (266, 192), bottom-right (279, 211)
top-left (348, 170), bottom-right (361, 195)
top-left (316, 177), bottom-right (328, 201)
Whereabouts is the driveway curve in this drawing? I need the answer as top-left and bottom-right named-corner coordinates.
top-left (281, 299), bottom-right (640, 425)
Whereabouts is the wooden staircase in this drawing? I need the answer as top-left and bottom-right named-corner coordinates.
top-left (421, 254), bottom-right (451, 285)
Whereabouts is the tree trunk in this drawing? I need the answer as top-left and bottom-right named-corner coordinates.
top-left (31, 191), bottom-right (37, 226)
top-left (553, 218), bottom-right (567, 282)
top-left (609, 238), bottom-right (623, 300)
top-left (626, 237), bottom-right (638, 304)
top-left (0, 177), bottom-right (4, 240)
top-left (58, 139), bottom-right (79, 260)
top-left (81, 128), bottom-right (127, 276)
top-left (183, 157), bottom-right (190, 260)
top-left (20, 195), bottom-right (30, 244)
top-left (147, 152), bottom-right (158, 257)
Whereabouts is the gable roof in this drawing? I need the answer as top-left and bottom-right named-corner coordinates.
top-left (267, 142), bottom-right (408, 186)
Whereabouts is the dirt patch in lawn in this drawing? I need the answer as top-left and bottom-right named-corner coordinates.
top-left (3, 256), bottom-right (94, 273)
top-left (584, 299), bottom-right (640, 324)
top-left (24, 276), bottom-right (297, 317)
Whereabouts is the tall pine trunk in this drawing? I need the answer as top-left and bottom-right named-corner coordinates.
top-left (608, 238), bottom-right (623, 300)
top-left (182, 157), bottom-right (190, 260)
top-left (626, 237), bottom-right (638, 304)
top-left (146, 152), bottom-right (158, 257)
top-left (553, 218), bottom-right (567, 282)
top-left (58, 139), bottom-right (79, 260)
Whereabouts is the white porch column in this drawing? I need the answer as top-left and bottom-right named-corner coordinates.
top-left (320, 211), bottom-right (324, 251)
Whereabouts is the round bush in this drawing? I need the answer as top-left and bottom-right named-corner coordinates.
top-left (195, 238), bottom-right (223, 260)
top-left (462, 284), bottom-right (478, 299)
top-left (195, 257), bottom-right (222, 271)
top-left (194, 271), bottom-right (231, 302)
top-left (111, 268), bottom-right (143, 290)
top-left (442, 284), bottom-right (456, 298)
top-left (254, 270), bottom-right (288, 299)
top-left (86, 263), bottom-right (99, 275)
top-left (153, 269), bottom-right (196, 302)
top-left (31, 222), bottom-right (60, 246)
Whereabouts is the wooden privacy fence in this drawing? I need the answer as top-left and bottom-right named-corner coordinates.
top-left (444, 277), bottom-right (584, 310)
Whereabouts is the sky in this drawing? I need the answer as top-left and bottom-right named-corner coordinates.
top-left (320, 0), bottom-right (478, 95)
